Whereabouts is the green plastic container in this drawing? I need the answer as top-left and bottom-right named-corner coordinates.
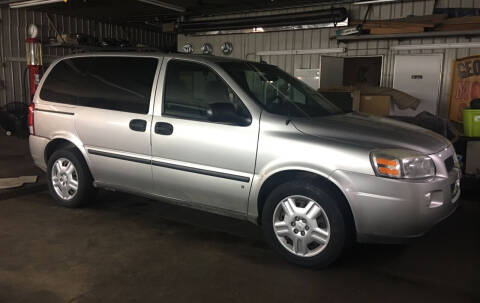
top-left (463, 109), bottom-right (480, 137)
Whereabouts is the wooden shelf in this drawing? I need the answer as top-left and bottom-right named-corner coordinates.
top-left (333, 29), bottom-right (480, 42)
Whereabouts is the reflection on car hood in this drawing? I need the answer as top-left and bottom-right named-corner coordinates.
top-left (292, 112), bottom-right (450, 155)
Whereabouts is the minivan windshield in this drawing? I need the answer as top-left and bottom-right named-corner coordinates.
top-left (219, 61), bottom-right (343, 118)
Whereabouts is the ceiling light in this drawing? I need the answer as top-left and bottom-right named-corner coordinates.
top-left (10, 0), bottom-right (66, 8)
top-left (353, 0), bottom-right (397, 5)
top-left (137, 0), bottom-right (185, 13)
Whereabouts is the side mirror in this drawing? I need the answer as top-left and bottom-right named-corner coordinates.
top-left (206, 103), bottom-right (251, 126)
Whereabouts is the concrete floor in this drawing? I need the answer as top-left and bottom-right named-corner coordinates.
top-left (0, 133), bottom-right (479, 303)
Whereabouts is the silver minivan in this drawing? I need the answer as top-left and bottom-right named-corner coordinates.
top-left (29, 53), bottom-right (461, 268)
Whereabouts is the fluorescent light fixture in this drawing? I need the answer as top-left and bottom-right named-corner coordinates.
top-left (10, 0), bottom-right (66, 8)
top-left (137, 0), bottom-right (185, 13)
top-left (391, 42), bottom-right (480, 51)
top-left (353, 0), bottom-right (396, 5)
top-left (256, 48), bottom-right (345, 56)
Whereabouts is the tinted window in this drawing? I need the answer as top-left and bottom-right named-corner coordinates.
top-left (163, 60), bottom-right (250, 122)
top-left (40, 57), bottom-right (158, 114)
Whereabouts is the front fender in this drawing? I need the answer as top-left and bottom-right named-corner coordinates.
top-left (247, 162), bottom-right (334, 223)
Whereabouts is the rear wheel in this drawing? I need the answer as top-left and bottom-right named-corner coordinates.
top-left (47, 148), bottom-right (96, 208)
top-left (262, 180), bottom-right (351, 268)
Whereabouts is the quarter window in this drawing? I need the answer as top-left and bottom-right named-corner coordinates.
top-left (163, 60), bottom-right (250, 123)
top-left (40, 57), bottom-right (158, 114)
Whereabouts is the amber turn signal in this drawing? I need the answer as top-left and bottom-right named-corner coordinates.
top-left (375, 158), bottom-right (398, 167)
top-left (378, 166), bottom-right (399, 176)
top-left (374, 157), bottom-right (400, 177)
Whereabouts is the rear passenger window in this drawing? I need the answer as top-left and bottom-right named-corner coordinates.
top-left (40, 57), bottom-right (158, 114)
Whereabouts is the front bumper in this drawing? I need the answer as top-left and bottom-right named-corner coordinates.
top-left (331, 168), bottom-right (461, 243)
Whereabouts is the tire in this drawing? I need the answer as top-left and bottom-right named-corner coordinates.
top-left (262, 180), bottom-right (351, 268)
top-left (47, 148), bottom-right (96, 208)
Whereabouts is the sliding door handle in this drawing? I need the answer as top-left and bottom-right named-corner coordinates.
top-left (155, 122), bottom-right (173, 135)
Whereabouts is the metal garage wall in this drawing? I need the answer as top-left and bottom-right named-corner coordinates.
top-left (0, 7), bottom-right (176, 107)
top-left (178, 0), bottom-right (480, 117)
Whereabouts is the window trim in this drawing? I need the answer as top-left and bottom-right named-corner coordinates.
top-left (161, 58), bottom-right (252, 127)
top-left (38, 56), bottom-right (161, 115)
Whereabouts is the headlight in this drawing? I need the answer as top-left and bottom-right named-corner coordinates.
top-left (370, 149), bottom-right (436, 179)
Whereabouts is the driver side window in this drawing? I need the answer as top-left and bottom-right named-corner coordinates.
top-left (163, 60), bottom-right (249, 123)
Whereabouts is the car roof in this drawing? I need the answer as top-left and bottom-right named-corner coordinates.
top-left (58, 52), bottom-right (255, 65)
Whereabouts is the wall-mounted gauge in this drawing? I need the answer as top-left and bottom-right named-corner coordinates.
top-left (201, 43), bottom-right (213, 55)
top-left (220, 42), bottom-right (233, 56)
top-left (27, 24), bottom-right (39, 39)
top-left (182, 42), bottom-right (194, 54)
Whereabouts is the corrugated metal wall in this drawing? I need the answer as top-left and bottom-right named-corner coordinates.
top-left (178, 0), bottom-right (480, 117)
top-left (0, 7), bottom-right (176, 107)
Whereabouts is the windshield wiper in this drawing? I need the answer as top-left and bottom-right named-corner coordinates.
top-left (286, 101), bottom-right (292, 125)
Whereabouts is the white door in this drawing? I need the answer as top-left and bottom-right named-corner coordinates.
top-left (391, 54), bottom-right (443, 116)
top-left (294, 56), bottom-right (344, 90)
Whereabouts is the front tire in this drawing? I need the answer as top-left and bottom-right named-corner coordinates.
top-left (47, 148), bottom-right (96, 208)
top-left (262, 180), bottom-right (351, 268)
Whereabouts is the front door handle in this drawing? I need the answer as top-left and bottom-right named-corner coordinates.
top-left (155, 122), bottom-right (173, 135)
top-left (129, 119), bottom-right (147, 132)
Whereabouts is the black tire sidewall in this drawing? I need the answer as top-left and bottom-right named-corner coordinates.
top-left (47, 148), bottom-right (94, 208)
top-left (262, 180), bottom-right (348, 268)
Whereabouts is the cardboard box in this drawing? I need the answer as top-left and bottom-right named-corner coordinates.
top-left (359, 95), bottom-right (391, 116)
top-left (466, 141), bottom-right (480, 174)
top-left (318, 86), bottom-right (417, 114)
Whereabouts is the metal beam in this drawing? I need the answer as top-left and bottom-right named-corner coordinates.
top-left (257, 48), bottom-right (346, 56)
top-left (8, 0), bottom-right (66, 9)
top-left (334, 29), bottom-right (480, 42)
top-left (136, 0), bottom-right (185, 13)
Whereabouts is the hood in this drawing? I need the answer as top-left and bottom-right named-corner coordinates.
top-left (292, 112), bottom-right (450, 155)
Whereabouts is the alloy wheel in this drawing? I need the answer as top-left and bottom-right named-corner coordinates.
top-left (272, 195), bottom-right (331, 257)
top-left (51, 157), bottom-right (79, 200)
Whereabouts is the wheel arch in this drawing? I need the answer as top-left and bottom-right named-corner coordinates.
top-left (44, 136), bottom-right (91, 174)
top-left (255, 169), bottom-right (356, 237)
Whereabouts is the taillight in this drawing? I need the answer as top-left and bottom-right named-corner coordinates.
top-left (28, 103), bottom-right (35, 135)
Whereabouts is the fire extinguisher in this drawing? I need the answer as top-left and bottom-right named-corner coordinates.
top-left (26, 24), bottom-right (43, 101)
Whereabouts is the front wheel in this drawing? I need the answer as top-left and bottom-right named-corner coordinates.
top-left (262, 180), bottom-right (351, 268)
